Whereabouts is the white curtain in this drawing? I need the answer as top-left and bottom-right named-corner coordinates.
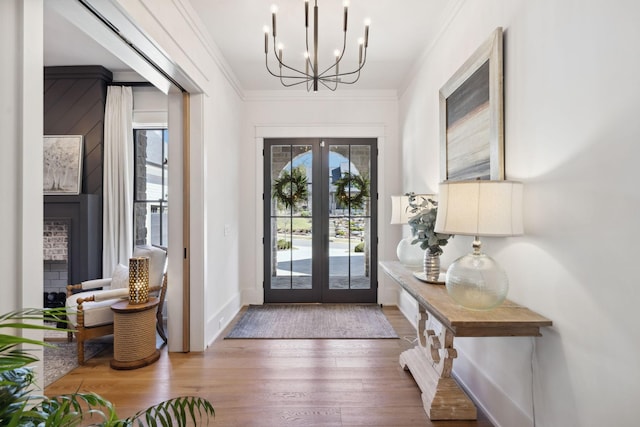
top-left (102, 86), bottom-right (133, 276)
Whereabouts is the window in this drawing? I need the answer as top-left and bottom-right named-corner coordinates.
top-left (133, 129), bottom-right (168, 247)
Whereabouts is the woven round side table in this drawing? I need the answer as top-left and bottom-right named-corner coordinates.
top-left (110, 297), bottom-right (160, 370)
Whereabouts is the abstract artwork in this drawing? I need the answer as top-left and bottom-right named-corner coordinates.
top-left (439, 28), bottom-right (504, 181)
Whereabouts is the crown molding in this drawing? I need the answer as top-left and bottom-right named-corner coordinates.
top-left (165, 0), bottom-right (244, 98)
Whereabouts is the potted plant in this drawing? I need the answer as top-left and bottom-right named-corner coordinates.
top-left (0, 308), bottom-right (214, 426)
top-left (406, 194), bottom-right (452, 282)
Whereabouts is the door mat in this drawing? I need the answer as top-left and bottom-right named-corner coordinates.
top-left (225, 304), bottom-right (398, 339)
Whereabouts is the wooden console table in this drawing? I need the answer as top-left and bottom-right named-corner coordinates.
top-left (380, 261), bottom-right (552, 421)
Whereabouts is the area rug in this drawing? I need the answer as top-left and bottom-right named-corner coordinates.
top-left (43, 340), bottom-right (111, 387)
top-left (225, 304), bottom-right (398, 339)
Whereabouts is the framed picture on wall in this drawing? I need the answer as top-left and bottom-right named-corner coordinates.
top-left (439, 27), bottom-right (504, 182)
top-left (43, 135), bottom-right (83, 195)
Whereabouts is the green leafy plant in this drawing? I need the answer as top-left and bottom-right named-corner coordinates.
top-left (407, 194), bottom-right (452, 256)
top-left (0, 308), bottom-right (215, 426)
top-left (277, 239), bottom-right (292, 250)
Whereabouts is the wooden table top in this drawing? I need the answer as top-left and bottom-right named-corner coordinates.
top-left (380, 261), bottom-right (552, 337)
top-left (111, 297), bottom-right (159, 314)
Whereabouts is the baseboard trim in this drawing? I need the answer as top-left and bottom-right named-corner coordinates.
top-left (241, 288), bottom-right (264, 306)
top-left (452, 342), bottom-right (533, 427)
top-left (206, 292), bottom-right (242, 347)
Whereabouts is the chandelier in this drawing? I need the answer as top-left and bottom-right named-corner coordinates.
top-left (264, 0), bottom-right (370, 92)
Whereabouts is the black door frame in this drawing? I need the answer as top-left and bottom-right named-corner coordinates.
top-left (263, 138), bottom-right (378, 303)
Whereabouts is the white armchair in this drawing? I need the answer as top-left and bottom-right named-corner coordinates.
top-left (66, 245), bottom-right (167, 364)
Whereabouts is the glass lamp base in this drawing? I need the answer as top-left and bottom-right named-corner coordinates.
top-left (396, 235), bottom-right (424, 268)
top-left (445, 252), bottom-right (509, 310)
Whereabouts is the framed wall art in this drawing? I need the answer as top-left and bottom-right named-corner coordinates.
top-left (43, 135), bottom-right (84, 195)
top-left (439, 27), bottom-right (504, 182)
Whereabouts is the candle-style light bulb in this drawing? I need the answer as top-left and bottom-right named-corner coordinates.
top-left (364, 18), bottom-right (370, 48)
top-left (343, 0), bottom-right (349, 32)
top-left (271, 5), bottom-right (278, 38)
top-left (358, 38), bottom-right (364, 64)
top-left (278, 43), bottom-right (283, 66)
top-left (264, 26), bottom-right (269, 54)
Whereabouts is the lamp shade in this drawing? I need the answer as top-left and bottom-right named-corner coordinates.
top-left (390, 195), bottom-right (411, 224)
top-left (390, 194), bottom-right (435, 224)
top-left (434, 180), bottom-right (523, 237)
top-left (129, 256), bottom-right (150, 304)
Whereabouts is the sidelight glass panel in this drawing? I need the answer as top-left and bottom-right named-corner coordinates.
top-left (269, 144), bottom-right (313, 290)
top-left (328, 145), bottom-right (372, 290)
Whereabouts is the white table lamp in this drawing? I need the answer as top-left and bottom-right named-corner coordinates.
top-left (435, 180), bottom-right (523, 310)
top-left (391, 194), bottom-right (433, 268)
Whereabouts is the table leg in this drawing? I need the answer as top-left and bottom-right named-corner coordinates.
top-left (399, 306), bottom-right (477, 420)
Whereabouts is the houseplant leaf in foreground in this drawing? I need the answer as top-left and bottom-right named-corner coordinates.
top-left (0, 308), bottom-right (215, 426)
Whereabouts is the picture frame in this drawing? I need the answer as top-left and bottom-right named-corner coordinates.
top-left (439, 27), bottom-right (504, 182)
top-left (43, 135), bottom-right (84, 195)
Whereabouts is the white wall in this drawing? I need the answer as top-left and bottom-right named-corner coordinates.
top-left (106, 0), bottom-right (245, 350)
top-left (241, 91), bottom-right (403, 305)
top-left (131, 86), bottom-right (168, 127)
top-left (202, 79), bottom-right (243, 344)
top-left (1, 0), bottom-right (45, 385)
top-left (399, 1), bottom-right (640, 426)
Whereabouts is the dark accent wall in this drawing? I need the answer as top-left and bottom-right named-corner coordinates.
top-left (44, 66), bottom-right (112, 282)
top-left (44, 66), bottom-right (112, 195)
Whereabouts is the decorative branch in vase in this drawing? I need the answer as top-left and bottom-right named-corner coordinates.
top-left (406, 193), bottom-right (453, 283)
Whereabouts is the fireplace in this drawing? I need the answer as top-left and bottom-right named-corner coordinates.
top-left (43, 194), bottom-right (102, 298)
top-left (43, 219), bottom-right (70, 309)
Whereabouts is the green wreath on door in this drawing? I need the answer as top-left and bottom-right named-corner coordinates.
top-left (272, 167), bottom-right (308, 210)
top-left (334, 172), bottom-right (370, 210)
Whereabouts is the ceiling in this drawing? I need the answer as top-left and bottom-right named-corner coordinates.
top-left (44, 0), bottom-right (456, 92)
top-left (44, 3), bottom-right (132, 74)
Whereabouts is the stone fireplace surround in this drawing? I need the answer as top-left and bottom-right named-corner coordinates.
top-left (43, 218), bottom-right (70, 311)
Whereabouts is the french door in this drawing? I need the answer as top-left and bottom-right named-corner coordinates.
top-left (264, 138), bottom-right (377, 303)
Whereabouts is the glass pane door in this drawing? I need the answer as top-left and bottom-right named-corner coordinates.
top-left (264, 138), bottom-right (377, 303)
top-left (265, 141), bottom-right (319, 302)
top-left (323, 140), bottom-right (377, 303)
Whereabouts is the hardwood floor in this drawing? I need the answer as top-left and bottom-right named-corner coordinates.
top-left (45, 306), bottom-right (493, 426)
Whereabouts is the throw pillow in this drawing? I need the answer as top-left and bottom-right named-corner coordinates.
top-left (132, 246), bottom-right (166, 287)
top-left (111, 263), bottom-right (129, 289)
